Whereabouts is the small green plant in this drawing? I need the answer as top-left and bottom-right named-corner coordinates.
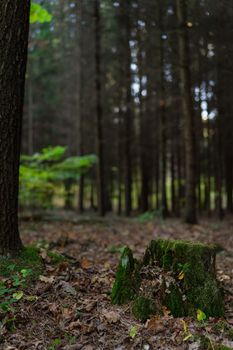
top-left (0, 246), bottom-right (43, 278)
top-left (0, 248), bottom-right (43, 316)
top-left (48, 338), bottom-right (62, 350)
top-left (129, 325), bottom-right (138, 339)
top-left (107, 245), bottom-right (127, 254)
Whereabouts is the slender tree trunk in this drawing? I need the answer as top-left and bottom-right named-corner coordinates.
top-left (28, 77), bottom-right (34, 155)
top-left (94, 0), bottom-right (105, 216)
top-left (0, 0), bottom-right (30, 256)
top-left (176, 0), bottom-right (197, 224)
top-left (158, 0), bottom-right (168, 218)
top-left (78, 0), bottom-right (85, 214)
top-left (124, 5), bottom-right (132, 216)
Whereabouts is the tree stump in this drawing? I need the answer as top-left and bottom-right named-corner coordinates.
top-left (111, 239), bottom-right (224, 321)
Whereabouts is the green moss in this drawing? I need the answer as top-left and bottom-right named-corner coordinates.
top-left (143, 239), bottom-right (224, 317)
top-left (132, 296), bottom-right (157, 322)
top-left (187, 278), bottom-right (224, 317)
top-left (111, 247), bottom-right (141, 305)
top-left (164, 286), bottom-right (184, 317)
top-left (0, 246), bottom-right (43, 279)
top-left (47, 251), bottom-right (66, 264)
top-left (112, 239), bottom-right (224, 320)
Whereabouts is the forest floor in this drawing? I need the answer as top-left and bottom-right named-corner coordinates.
top-left (1, 213), bottom-right (233, 350)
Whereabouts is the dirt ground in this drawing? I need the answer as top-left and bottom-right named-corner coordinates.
top-left (1, 214), bottom-right (233, 350)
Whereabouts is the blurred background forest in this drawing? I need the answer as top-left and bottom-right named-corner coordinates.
top-left (21, 0), bottom-right (233, 222)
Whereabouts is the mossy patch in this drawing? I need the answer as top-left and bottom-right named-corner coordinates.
top-left (111, 239), bottom-right (224, 321)
top-left (164, 285), bottom-right (184, 317)
top-left (132, 296), bottom-right (157, 322)
top-left (143, 239), bottom-right (224, 317)
top-left (0, 246), bottom-right (43, 279)
top-left (111, 247), bottom-right (141, 305)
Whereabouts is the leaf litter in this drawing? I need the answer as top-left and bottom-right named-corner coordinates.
top-left (0, 215), bottom-right (233, 349)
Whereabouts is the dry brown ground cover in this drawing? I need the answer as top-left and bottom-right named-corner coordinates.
top-left (1, 214), bottom-right (233, 350)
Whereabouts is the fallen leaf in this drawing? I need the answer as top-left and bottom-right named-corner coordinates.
top-left (39, 275), bottom-right (55, 284)
top-left (103, 310), bottom-right (120, 324)
top-left (58, 281), bottom-right (77, 296)
top-left (178, 271), bottom-right (185, 280)
top-left (145, 316), bottom-right (164, 333)
top-left (12, 291), bottom-right (24, 300)
top-left (129, 325), bottom-right (138, 339)
top-left (80, 258), bottom-right (92, 269)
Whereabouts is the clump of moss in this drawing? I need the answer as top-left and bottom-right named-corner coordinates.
top-left (111, 239), bottom-right (224, 321)
top-left (143, 239), bottom-right (224, 317)
top-left (164, 285), bottom-right (184, 317)
top-left (132, 296), bottom-right (157, 322)
top-left (0, 246), bottom-right (43, 279)
top-left (111, 247), bottom-right (141, 305)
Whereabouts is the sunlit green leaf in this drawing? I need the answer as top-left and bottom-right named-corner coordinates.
top-left (30, 3), bottom-right (52, 24)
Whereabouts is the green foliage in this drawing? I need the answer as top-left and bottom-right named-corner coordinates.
top-left (30, 3), bottom-right (52, 24)
top-left (0, 247), bottom-right (43, 315)
top-left (0, 246), bottom-right (43, 278)
top-left (19, 146), bottom-right (97, 209)
top-left (129, 325), bottom-right (138, 339)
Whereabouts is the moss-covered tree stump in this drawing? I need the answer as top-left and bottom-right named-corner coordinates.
top-left (111, 239), bottom-right (224, 321)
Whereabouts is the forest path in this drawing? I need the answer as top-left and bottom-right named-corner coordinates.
top-left (2, 216), bottom-right (233, 349)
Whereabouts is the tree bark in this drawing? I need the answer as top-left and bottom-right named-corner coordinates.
top-left (176, 0), bottom-right (197, 224)
top-left (0, 0), bottom-right (30, 255)
top-left (94, 0), bottom-right (106, 216)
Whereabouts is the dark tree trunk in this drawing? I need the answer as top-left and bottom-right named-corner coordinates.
top-left (94, 0), bottom-right (105, 216)
top-left (158, 0), bottom-right (168, 218)
top-left (0, 0), bottom-right (30, 256)
top-left (78, 0), bottom-right (85, 214)
top-left (124, 2), bottom-right (133, 216)
top-left (176, 0), bottom-right (197, 224)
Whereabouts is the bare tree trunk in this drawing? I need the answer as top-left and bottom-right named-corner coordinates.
top-left (158, 0), bottom-right (168, 218)
top-left (176, 0), bottom-right (197, 224)
top-left (124, 3), bottom-right (132, 216)
top-left (94, 0), bottom-right (105, 216)
top-left (0, 0), bottom-right (30, 256)
top-left (28, 77), bottom-right (34, 155)
top-left (78, 0), bottom-right (85, 214)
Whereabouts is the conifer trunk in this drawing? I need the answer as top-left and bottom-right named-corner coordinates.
top-left (0, 0), bottom-right (30, 255)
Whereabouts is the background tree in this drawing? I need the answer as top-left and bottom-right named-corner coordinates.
top-left (0, 0), bottom-right (30, 255)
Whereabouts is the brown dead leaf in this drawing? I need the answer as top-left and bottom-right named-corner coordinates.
top-left (39, 275), bottom-right (55, 284)
top-left (162, 306), bottom-right (171, 317)
top-left (103, 310), bottom-right (120, 324)
top-left (80, 257), bottom-right (92, 269)
top-left (82, 346), bottom-right (93, 350)
top-left (39, 249), bottom-right (51, 263)
top-left (145, 316), bottom-right (164, 333)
